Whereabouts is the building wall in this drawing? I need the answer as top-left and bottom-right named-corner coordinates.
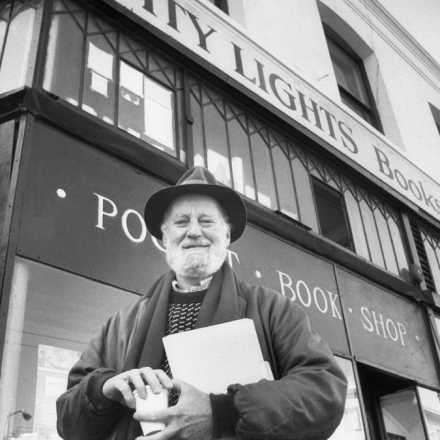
top-left (1, 0), bottom-right (440, 439)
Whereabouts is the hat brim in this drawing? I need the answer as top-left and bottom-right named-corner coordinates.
top-left (144, 184), bottom-right (247, 243)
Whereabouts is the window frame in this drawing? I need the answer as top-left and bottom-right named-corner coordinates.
top-left (324, 25), bottom-right (383, 133)
top-left (311, 176), bottom-right (354, 251)
top-left (206, 0), bottom-right (229, 14)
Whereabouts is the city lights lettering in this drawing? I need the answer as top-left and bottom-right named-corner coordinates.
top-left (114, 0), bottom-right (440, 220)
top-left (232, 44), bottom-right (359, 155)
top-left (374, 147), bottom-right (440, 213)
top-left (360, 306), bottom-right (407, 346)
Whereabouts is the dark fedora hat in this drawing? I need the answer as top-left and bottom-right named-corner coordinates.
top-left (144, 166), bottom-right (247, 243)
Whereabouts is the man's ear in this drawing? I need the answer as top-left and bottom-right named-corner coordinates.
top-left (225, 227), bottom-right (231, 246)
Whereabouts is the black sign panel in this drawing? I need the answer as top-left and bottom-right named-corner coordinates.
top-left (18, 121), bottom-right (348, 353)
top-left (338, 268), bottom-right (439, 387)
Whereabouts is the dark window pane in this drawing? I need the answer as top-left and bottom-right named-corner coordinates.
top-left (327, 37), bottom-right (369, 106)
top-left (312, 178), bottom-right (352, 249)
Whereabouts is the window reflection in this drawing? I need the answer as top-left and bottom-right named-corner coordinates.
top-left (381, 388), bottom-right (425, 440)
top-left (0, 257), bottom-right (137, 439)
top-left (419, 387), bottom-right (440, 440)
top-left (118, 61), bottom-right (176, 153)
top-left (43, 0), bottom-right (181, 158)
top-left (329, 357), bottom-right (366, 440)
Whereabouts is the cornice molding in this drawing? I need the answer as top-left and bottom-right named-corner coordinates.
top-left (343, 0), bottom-right (440, 93)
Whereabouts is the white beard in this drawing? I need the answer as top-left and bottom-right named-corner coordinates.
top-left (165, 244), bottom-right (227, 281)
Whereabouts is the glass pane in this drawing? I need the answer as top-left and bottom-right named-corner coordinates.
top-left (327, 37), bottom-right (369, 106)
top-left (0, 3), bottom-right (36, 94)
top-left (329, 358), bottom-right (366, 440)
top-left (359, 200), bottom-right (385, 268)
top-left (43, 12), bottom-right (85, 106)
top-left (0, 120), bottom-right (14, 248)
top-left (250, 132), bottom-right (276, 209)
top-left (418, 386), bottom-right (440, 440)
top-left (0, 257), bottom-right (137, 439)
top-left (204, 103), bottom-right (231, 186)
top-left (345, 191), bottom-right (370, 260)
top-left (144, 75), bottom-right (175, 154)
top-left (82, 35), bottom-right (116, 124)
top-left (118, 61), bottom-right (176, 155)
top-left (381, 388), bottom-right (425, 440)
top-left (374, 210), bottom-right (399, 275)
top-left (341, 92), bottom-right (373, 125)
top-left (313, 179), bottom-right (352, 249)
top-left (228, 117), bottom-right (255, 200)
top-left (272, 146), bottom-right (298, 219)
top-left (388, 217), bottom-right (409, 278)
top-left (190, 90), bottom-right (206, 167)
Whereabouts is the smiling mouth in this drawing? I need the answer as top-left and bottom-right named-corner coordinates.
top-left (182, 244), bottom-right (210, 249)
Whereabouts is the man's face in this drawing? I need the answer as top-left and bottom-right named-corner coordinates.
top-left (161, 193), bottom-right (231, 284)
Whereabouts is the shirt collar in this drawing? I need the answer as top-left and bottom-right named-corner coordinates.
top-left (171, 276), bottom-right (213, 293)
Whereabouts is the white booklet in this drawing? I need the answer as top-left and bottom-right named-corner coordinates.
top-left (163, 318), bottom-right (273, 394)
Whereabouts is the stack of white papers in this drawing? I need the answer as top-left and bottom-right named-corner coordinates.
top-left (163, 318), bottom-right (273, 394)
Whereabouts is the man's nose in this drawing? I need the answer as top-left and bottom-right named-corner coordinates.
top-left (186, 219), bottom-right (202, 237)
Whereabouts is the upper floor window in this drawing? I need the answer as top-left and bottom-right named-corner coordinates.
top-left (325, 28), bottom-right (382, 131)
top-left (206, 0), bottom-right (229, 14)
top-left (190, 77), bottom-right (409, 280)
top-left (43, 0), bottom-right (185, 160)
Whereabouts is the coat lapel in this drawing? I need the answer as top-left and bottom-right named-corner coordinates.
top-left (122, 270), bottom-right (174, 371)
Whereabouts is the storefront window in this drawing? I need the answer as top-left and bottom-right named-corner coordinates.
top-left (381, 388), bottom-right (426, 440)
top-left (43, 0), bottom-right (183, 159)
top-left (0, 257), bottom-right (138, 439)
top-left (0, 0), bottom-right (38, 95)
top-left (329, 358), bottom-right (366, 440)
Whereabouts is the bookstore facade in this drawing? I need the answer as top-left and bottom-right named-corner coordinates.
top-left (1, 0), bottom-right (440, 439)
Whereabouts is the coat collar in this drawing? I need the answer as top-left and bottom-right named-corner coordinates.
top-left (125, 261), bottom-right (246, 372)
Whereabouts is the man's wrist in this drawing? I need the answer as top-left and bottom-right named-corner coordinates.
top-left (87, 370), bottom-right (123, 412)
top-left (210, 392), bottom-right (239, 438)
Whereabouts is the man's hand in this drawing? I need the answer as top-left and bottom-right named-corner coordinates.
top-left (134, 378), bottom-right (213, 440)
top-left (102, 367), bottom-right (173, 409)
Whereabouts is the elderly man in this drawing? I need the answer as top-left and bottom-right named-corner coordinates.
top-left (57, 166), bottom-right (347, 440)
